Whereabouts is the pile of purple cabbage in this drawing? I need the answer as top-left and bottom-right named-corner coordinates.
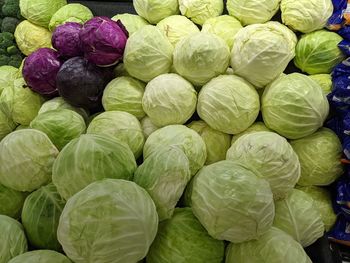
top-left (22, 17), bottom-right (128, 113)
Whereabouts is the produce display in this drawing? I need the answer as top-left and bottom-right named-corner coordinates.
top-left (0, 0), bottom-right (348, 262)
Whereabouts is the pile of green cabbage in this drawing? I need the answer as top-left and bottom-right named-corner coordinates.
top-left (0, 0), bottom-right (343, 262)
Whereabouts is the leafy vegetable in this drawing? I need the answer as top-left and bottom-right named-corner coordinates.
top-left (52, 22), bottom-right (83, 58)
top-left (134, 0), bottom-right (179, 24)
top-left (231, 122), bottom-right (271, 144)
top-left (52, 134), bottom-right (136, 200)
top-left (147, 208), bottom-right (225, 263)
top-left (112, 13), bottom-right (149, 36)
top-left (273, 189), bottom-right (325, 247)
top-left (141, 116), bottom-right (159, 139)
top-left (262, 73), bottom-right (329, 139)
top-left (124, 25), bottom-right (173, 82)
top-left (191, 160), bottom-right (274, 243)
top-left (0, 65), bottom-right (17, 95)
top-left (0, 183), bottom-right (27, 218)
top-left (231, 21), bottom-right (297, 88)
top-left (173, 32), bottom-right (230, 86)
top-left (178, 0), bottom-right (223, 25)
top-left (87, 111), bottom-right (145, 159)
top-left (57, 179), bottom-right (158, 263)
top-left (142, 73), bottom-right (197, 127)
top-left (0, 108), bottom-right (15, 140)
top-left (290, 128), bottom-right (343, 186)
top-left (309, 74), bottom-right (333, 95)
top-left (8, 250), bottom-right (71, 263)
top-left (197, 75), bottom-right (260, 134)
top-left (0, 129), bottom-right (58, 192)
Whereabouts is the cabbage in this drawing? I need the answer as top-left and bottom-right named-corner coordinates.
top-left (262, 73), bottom-right (329, 139)
top-left (144, 125), bottom-right (206, 176)
top-left (281, 0), bottom-right (333, 33)
top-left (0, 183), bottom-right (27, 219)
top-left (112, 14), bottom-right (149, 36)
top-left (231, 122), bottom-right (271, 144)
top-left (0, 129), bottom-right (58, 192)
top-left (147, 208), bottom-right (225, 263)
top-left (23, 48), bottom-right (62, 97)
top-left (226, 227), bottom-right (312, 263)
top-left (142, 73), bottom-right (197, 127)
top-left (52, 22), bottom-right (83, 58)
top-left (30, 109), bottom-right (86, 150)
top-left (0, 78), bottom-right (44, 125)
top-left (227, 131), bottom-right (300, 200)
top-left (102, 76), bottom-right (145, 119)
top-left (56, 57), bottom-right (114, 113)
top-left (294, 30), bottom-right (345, 74)
top-left (52, 134), bottom-right (136, 200)
top-left (0, 66), bottom-right (18, 95)
top-left (80, 17), bottom-right (128, 67)
top-left (290, 128), bottom-right (343, 186)
top-left (87, 111), bottom-right (145, 159)
top-left (14, 20), bottom-right (52, 56)
top-left (21, 183), bottom-right (65, 251)
top-left (0, 110), bottom-right (16, 141)
top-left (113, 63), bottom-right (131, 77)
top-left (201, 15), bottom-right (242, 49)
top-left (141, 116), bottom-right (159, 139)
top-left (157, 15), bottom-right (199, 46)
top-left (273, 189), bottom-right (325, 247)
top-left (197, 75), bottom-right (260, 134)
top-left (191, 160), bottom-right (274, 243)
top-left (297, 186), bottom-right (336, 232)
top-left (20, 0), bottom-right (67, 28)
top-left (49, 3), bottom-right (93, 31)
top-left (188, 120), bottom-right (231, 165)
top-left (134, 0), bottom-right (179, 24)
top-left (8, 250), bottom-right (71, 263)
top-left (309, 74), bottom-right (332, 95)
top-left (178, 0), bottom-right (223, 25)
top-left (0, 215), bottom-right (27, 263)
top-left (173, 33), bottom-right (230, 86)
top-left (57, 179), bottom-right (158, 263)
top-left (226, 0), bottom-right (280, 26)
top-left (134, 146), bottom-right (191, 221)
top-left (231, 21), bottom-right (297, 88)
top-left (124, 25), bottom-right (173, 82)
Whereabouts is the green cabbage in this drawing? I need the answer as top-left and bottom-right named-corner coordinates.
top-left (273, 189), bottom-right (325, 247)
top-left (281, 0), bottom-right (333, 33)
top-left (134, 146), bottom-right (191, 221)
top-left (191, 160), bottom-right (274, 243)
top-left (0, 184), bottom-right (27, 219)
top-left (197, 75), bottom-right (260, 134)
top-left (294, 30), bottom-right (345, 74)
top-left (178, 0), bottom-right (223, 25)
top-left (201, 15), bottom-right (242, 49)
top-left (173, 32), bottom-right (230, 86)
top-left (142, 73), bottom-right (197, 127)
top-left (226, 227), bottom-right (312, 263)
top-left (0, 215), bottom-right (28, 263)
top-left (188, 120), bottom-right (231, 165)
top-left (231, 122), bottom-right (271, 144)
top-left (49, 3), bottom-right (93, 31)
top-left (157, 15), bottom-right (199, 46)
top-left (57, 179), bottom-right (158, 263)
top-left (21, 183), bottom-right (65, 251)
top-left (87, 111), bottom-right (145, 159)
top-left (290, 128), bottom-right (343, 186)
top-left (8, 250), bottom-right (71, 263)
top-left (0, 110), bottom-right (16, 141)
top-left (0, 66), bottom-right (18, 95)
top-left (231, 21), bottom-right (297, 88)
top-left (143, 125), bottom-right (207, 176)
top-left (124, 25), bottom-right (173, 82)
top-left (147, 208), bottom-right (225, 263)
top-left (227, 131), bottom-right (300, 200)
top-left (141, 116), bottom-right (159, 139)
top-left (112, 14), bottom-right (149, 36)
top-left (309, 74), bottom-right (333, 95)
top-left (226, 0), bottom-right (280, 26)
top-left (262, 73), bottom-right (329, 139)
top-left (0, 129), bottom-right (58, 192)
top-left (134, 0), bottom-right (179, 24)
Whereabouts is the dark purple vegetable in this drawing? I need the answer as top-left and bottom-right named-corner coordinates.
top-left (52, 22), bottom-right (83, 58)
top-left (56, 57), bottom-right (114, 112)
top-left (80, 16), bottom-right (128, 67)
top-left (22, 48), bottom-right (62, 97)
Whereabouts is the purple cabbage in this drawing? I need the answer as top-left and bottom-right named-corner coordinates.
top-left (80, 16), bottom-right (128, 66)
top-left (52, 22), bottom-right (83, 58)
top-left (56, 57), bottom-right (114, 113)
top-left (23, 48), bottom-right (62, 97)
